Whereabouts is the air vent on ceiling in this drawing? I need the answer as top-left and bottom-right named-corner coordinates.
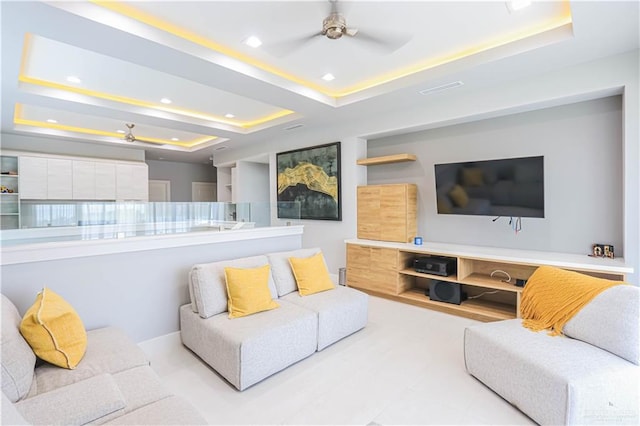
top-left (419, 81), bottom-right (464, 96)
top-left (284, 124), bottom-right (304, 131)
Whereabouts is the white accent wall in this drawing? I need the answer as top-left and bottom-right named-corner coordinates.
top-left (269, 137), bottom-right (368, 275)
top-left (367, 96), bottom-right (623, 259)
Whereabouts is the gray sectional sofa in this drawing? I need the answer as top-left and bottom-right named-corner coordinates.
top-left (1, 294), bottom-right (206, 425)
top-left (464, 284), bottom-right (639, 425)
top-left (181, 247), bottom-right (369, 391)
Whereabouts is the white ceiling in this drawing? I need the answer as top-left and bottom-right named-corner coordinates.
top-left (1, 1), bottom-right (638, 164)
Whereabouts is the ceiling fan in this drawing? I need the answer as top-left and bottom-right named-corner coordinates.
top-left (122, 123), bottom-right (158, 146)
top-left (266, 0), bottom-right (411, 56)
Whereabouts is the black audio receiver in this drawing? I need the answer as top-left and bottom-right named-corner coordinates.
top-left (413, 256), bottom-right (456, 277)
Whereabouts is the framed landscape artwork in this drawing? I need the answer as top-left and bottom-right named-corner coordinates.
top-left (276, 142), bottom-right (341, 221)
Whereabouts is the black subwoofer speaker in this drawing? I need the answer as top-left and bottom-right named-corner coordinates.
top-left (428, 281), bottom-right (466, 305)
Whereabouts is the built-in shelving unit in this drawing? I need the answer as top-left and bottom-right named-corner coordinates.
top-left (0, 155), bottom-right (20, 229)
top-left (356, 153), bottom-right (416, 166)
top-left (346, 239), bottom-right (632, 322)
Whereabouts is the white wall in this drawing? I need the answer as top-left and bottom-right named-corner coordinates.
top-left (146, 159), bottom-right (216, 202)
top-left (269, 137), bottom-right (367, 274)
top-left (234, 161), bottom-right (270, 226)
top-left (234, 161), bottom-right (269, 203)
top-left (368, 96), bottom-right (623, 256)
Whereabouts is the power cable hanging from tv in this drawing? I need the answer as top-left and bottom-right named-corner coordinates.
top-left (492, 216), bottom-right (522, 234)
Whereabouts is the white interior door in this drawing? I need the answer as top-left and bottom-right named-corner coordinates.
top-left (148, 180), bottom-right (171, 202)
top-left (192, 182), bottom-right (217, 201)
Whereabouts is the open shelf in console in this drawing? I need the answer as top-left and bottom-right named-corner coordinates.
top-left (397, 288), bottom-right (515, 322)
top-left (346, 239), bottom-right (632, 323)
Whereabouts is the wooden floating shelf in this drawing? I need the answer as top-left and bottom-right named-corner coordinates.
top-left (356, 153), bottom-right (416, 166)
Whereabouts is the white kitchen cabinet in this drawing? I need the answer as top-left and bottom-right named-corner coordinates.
top-left (72, 160), bottom-right (95, 199)
top-left (47, 159), bottom-right (72, 199)
top-left (116, 163), bottom-right (148, 201)
top-left (19, 156), bottom-right (47, 199)
top-left (95, 162), bottom-right (116, 200)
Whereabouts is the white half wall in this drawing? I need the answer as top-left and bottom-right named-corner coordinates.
top-left (0, 232), bottom-right (302, 342)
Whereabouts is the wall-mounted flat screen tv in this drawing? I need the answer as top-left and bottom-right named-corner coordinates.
top-left (434, 156), bottom-right (544, 218)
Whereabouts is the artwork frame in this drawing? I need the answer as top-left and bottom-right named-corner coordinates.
top-left (276, 142), bottom-right (341, 221)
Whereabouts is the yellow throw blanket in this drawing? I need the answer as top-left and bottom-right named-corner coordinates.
top-left (520, 266), bottom-right (622, 335)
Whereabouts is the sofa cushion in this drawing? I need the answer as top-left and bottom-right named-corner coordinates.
top-left (105, 395), bottom-right (207, 425)
top-left (564, 284), bottom-right (639, 365)
top-left (1, 295), bottom-right (36, 402)
top-left (190, 255), bottom-right (277, 319)
top-left (267, 248), bottom-right (322, 297)
top-left (19, 288), bottom-right (87, 369)
top-left (224, 265), bottom-right (279, 319)
top-left (16, 373), bottom-right (125, 426)
top-left (464, 319), bottom-right (639, 425)
top-left (282, 285), bottom-right (368, 350)
top-left (27, 326), bottom-right (148, 397)
top-left (94, 366), bottom-right (173, 424)
top-left (180, 301), bottom-right (317, 391)
top-left (289, 252), bottom-right (335, 296)
top-left (1, 392), bottom-right (29, 425)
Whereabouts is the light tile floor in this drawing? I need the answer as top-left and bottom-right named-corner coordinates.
top-left (139, 296), bottom-right (534, 425)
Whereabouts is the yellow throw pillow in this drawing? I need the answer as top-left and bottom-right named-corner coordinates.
top-left (19, 288), bottom-right (87, 369)
top-left (448, 184), bottom-right (469, 208)
top-left (461, 168), bottom-right (484, 187)
top-left (289, 252), bottom-right (335, 296)
top-left (224, 265), bottom-right (279, 319)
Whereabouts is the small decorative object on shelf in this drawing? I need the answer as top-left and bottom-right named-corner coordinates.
top-left (590, 244), bottom-right (614, 259)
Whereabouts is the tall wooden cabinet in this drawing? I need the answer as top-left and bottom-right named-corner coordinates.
top-left (357, 183), bottom-right (417, 243)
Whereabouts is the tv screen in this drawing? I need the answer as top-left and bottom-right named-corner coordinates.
top-left (434, 156), bottom-right (544, 218)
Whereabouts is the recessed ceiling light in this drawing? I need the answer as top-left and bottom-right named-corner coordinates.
top-left (225, 113), bottom-right (235, 118)
top-left (160, 97), bottom-right (172, 104)
top-left (321, 73), bottom-right (335, 81)
top-left (116, 130), bottom-right (125, 134)
top-left (171, 137), bottom-right (179, 141)
top-left (46, 119), bottom-right (58, 123)
top-left (158, 157), bottom-right (164, 160)
top-left (243, 36), bottom-right (262, 48)
top-left (506, 0), bottom-right (532, 12)
top-left (66, 75), bottom-right (81, 84)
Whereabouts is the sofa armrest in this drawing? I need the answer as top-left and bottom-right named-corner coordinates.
top-left (16, 374), bottom-right (125, 425)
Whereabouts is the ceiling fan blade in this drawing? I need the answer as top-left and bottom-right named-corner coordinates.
top-left (263, 32), bottom-right (323, 57)
top-left (345, 27), bottom-right (358, 37)
top-left (350, 29), bottom-right (412, 54)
